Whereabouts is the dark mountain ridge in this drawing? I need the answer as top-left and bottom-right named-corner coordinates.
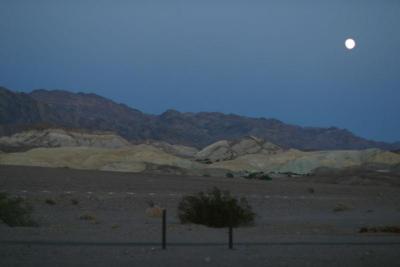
top-left (1, 86), bottom-right (398, 150)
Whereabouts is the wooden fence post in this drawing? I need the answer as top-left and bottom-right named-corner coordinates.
top-left (162, 209), bottom-right (167, 250)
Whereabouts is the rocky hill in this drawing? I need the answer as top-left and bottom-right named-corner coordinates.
top-left (0, 128), bottom-right (131, 152)
top-left (0, 129), bottom-right (399, 178)
top-left (0, 144), bottom-right (218, 176)
top-left (0, 87), bottom-right (61, 131)
top-left (195, 136), bottom-right (282, 163)
top-left (1, 86), bottom-right (398, 150)
top-left (147, 141), bottom-right (199, 158)
top-left (1, 135), bottom-right (400, 177)
top-left (209, 147), bottom-right (400, 174)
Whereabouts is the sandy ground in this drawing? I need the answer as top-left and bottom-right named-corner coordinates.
top-left (1, 165), bottom-right (400, 266)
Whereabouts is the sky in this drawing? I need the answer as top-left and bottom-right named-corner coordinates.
top-left (0, 0), bottom-right (399, 142)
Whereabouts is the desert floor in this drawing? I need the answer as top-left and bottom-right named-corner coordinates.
top-left (1, 165), bottom-right (400, 267)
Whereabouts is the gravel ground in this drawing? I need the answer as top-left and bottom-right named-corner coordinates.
top-left (1, 165), bottom-right (400, 266)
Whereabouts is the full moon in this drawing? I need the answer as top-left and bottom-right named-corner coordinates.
top-left (345, 38), bottom-right (356, 50)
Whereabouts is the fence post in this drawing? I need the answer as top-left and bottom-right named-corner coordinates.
top-left (162, 209), bottom-right (166, 250)
top-left (229, 224), bottom-right (233, 249)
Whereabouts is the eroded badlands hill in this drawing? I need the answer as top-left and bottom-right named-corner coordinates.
top-left (1, 130), bottom-right (400, 179)
top-left (0, 128), bottom-right (130, 152)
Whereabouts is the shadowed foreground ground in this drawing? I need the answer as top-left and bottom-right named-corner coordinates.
top-left (1, 165), bottom-right (400, 266)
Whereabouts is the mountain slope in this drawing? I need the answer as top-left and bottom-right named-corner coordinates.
top-left (30, 89), bottom-right (156, 140)
top-left (152, 110), bottom-right (395, 150)
top-left (0, 87), bottom-right (398, 150)
top-left (0, 87), bottom-right (60, 131)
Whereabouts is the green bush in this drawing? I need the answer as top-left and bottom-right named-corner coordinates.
top-left (0, 193), bottom-right (37, 227)
top-left (177, 187), bottom-right (255, 228)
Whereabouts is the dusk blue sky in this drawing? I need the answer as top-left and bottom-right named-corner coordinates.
top-left (0, 0), bottom-right (399, 142)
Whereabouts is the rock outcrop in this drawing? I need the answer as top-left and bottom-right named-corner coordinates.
top-left (147, 141), bottom-right (199, 158)
top-left (195, 136), bottom-right (282, 163)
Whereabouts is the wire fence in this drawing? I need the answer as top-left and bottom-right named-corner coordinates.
top-left (2, 209), bottom-right (400, 250)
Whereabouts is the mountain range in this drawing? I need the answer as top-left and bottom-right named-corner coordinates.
top-left (1, 86), bottom-right (398, 151)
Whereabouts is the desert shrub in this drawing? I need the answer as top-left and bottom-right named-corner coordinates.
top-left (45, 198), bottom-right (56, 205)
top-left (259, 174), bottom-right (272, 180)
top-left (79, 213), bottom-right (96, 221)
top-left (226, 172), bottom-right (234, 178)
top-left (279, 171), bottom-right (302, 177)
top-left (196, 158), bottom-right (213, 164)
top-left (359, 226), bottom-right (400, 234)
top-left (71, 199), bottom-right (79, 205)
top-left (245, 172), bottom-right (259, 179)
top-left (333, 203), bottom-right (351, 212)
top-left (244, 172), bottom-right (272, 181)
top-left (177, 187), bottom-right (255, 228)
top-left (146, 199), bottom-right (155, 207)
top-left (0, 193), bottom-right (37, 227)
